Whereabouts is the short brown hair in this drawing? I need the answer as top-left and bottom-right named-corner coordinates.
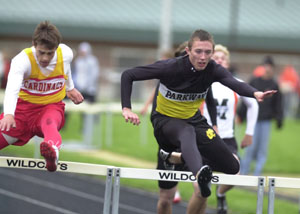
top-left (188, 29), bottom-right (215, 50)
top-left (32, 21), bottom-right (62, 49)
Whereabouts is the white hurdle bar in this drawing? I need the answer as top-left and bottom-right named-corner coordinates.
top-left (268, 176), bottom-right (300, 214)
top-left (112, 167), bottom-right (266, 214)
top-left (0, 156), bottom-right (114, 214)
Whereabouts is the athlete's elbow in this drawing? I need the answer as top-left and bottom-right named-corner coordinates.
top-left (121, 69), bottom-right (135, 83)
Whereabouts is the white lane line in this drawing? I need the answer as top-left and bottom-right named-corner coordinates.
top-left (0, 188), bottom-right (79, 214)
top-left (0, 169), bottom-right (102, 202)
top-left (0, 169), bottom-right (156, 214)
top-left (118, 203), bottom-right (156, 214)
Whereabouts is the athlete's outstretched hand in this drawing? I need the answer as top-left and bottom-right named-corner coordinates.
top-left (0, 114), bottom-right (16, 131)
top-left (67, 88), bottom-right (84, 105)
top-left (122, 107), bottom-right (140, 125)
top-left (254, 90), bottom-right (277, 102)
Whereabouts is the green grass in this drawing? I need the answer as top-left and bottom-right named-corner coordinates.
top-left (61, 112), bottom-right (158, 161)
top-left (235, 118), bottom-right (300, 175)
top-left (1, 112), bottom-right (300, 214)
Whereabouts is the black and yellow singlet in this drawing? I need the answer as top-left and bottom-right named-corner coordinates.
top-left (121, 55), bottom-right (257, 119)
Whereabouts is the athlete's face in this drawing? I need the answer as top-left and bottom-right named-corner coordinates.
top-left (186, 39), bottom-right (214, 71)
top-left (212, 51), bottom-right (229, 69)
top-left (35, 44), bottom-right (56, 68)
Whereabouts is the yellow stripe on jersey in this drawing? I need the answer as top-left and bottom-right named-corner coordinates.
top-left (19, 46), bottom-right (67, 104)
top-left (156, 83), bottom-right (207, 119)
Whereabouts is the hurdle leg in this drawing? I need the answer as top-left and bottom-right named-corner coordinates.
top-left (256, 177), bottom-right (265, 214)
top-left (268, 178), bottom-right (275, 214)
top-left (83, 113), bottom-right (94, 147)
top-left (112, 168), bottom-right (121, 214)
top-left (103, 168), bottom-right (114, 214)
top-left (105, 111), bottom-right (113, 147)
top-left (140, 115), bottom-right (148, 145)
top-left (98, 113), bottom-right (102, 149)
top-left (33, 136), bottom-right (43, 159)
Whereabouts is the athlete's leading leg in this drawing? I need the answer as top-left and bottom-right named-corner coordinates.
top-left (198, 136), bottom-right (240, 175)
top-left (39, 108), bottom-right (64, 172)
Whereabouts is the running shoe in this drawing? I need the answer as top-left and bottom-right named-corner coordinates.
top-left (40, 142), bottom-right (59, 172)
top-left (173, 190), bottom-right (182, 204)
top-left (197, 165), bottom-right (213, 197)
top-left (159, 148), bottom-right (175, 170)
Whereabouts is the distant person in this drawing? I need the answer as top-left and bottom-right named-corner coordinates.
top-left (278, 65), bottom-right (300, 118)
top-left (239, 56), bottom-right (283, 176)
top-left (0, 21), bottom-right (84, 172)
top-left (202, 44), bottom-right (259, 214)
top-left (73, 42), bottom-right (100, 103)
top-left (0, 51), bottom-right (11, 89)
top-left (121, 29), bottom-right (276, 214)
top-left (68, 42), bottom-right (101, 132)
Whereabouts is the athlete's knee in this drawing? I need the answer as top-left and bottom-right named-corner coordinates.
top-left (158, 197), bottom-right (173, 208)
top-left (41, 110), bottom-right (63, 127)
top-left (43, 117), bottom-right (58, 126)
top-left (41, 117), bottom-right (62, 131)
top-left (227, 159), bottom-right (240, 174)
top-left (158, 187), bottom-right (176, 205)
top-left (158, 191), bottom-right (173, 211)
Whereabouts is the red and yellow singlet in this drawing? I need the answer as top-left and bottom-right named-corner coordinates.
top-left (18, 46), bottom-right (67, 104)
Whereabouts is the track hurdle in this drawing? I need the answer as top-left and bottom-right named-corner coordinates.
top-left (0, 156), bottom-right (271, 213)
top-left (112, 167), bottom-right (266, 214)
top-left (268, 176), bottom-right (300, 214)
top-left (0, 156), bottom-right (114, 214)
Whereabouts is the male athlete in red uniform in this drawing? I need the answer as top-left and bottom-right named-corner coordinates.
top-left (0, 21), bottom-right (84, 172)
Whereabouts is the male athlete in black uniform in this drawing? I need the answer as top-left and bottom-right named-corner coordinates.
top-left (121, 29), bottom-right (276, 214)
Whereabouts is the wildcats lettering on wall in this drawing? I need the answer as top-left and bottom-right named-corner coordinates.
top-left (5, 158), bottom-right (68, 171)
top-left (158, 171), bottom-right (219, 183)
